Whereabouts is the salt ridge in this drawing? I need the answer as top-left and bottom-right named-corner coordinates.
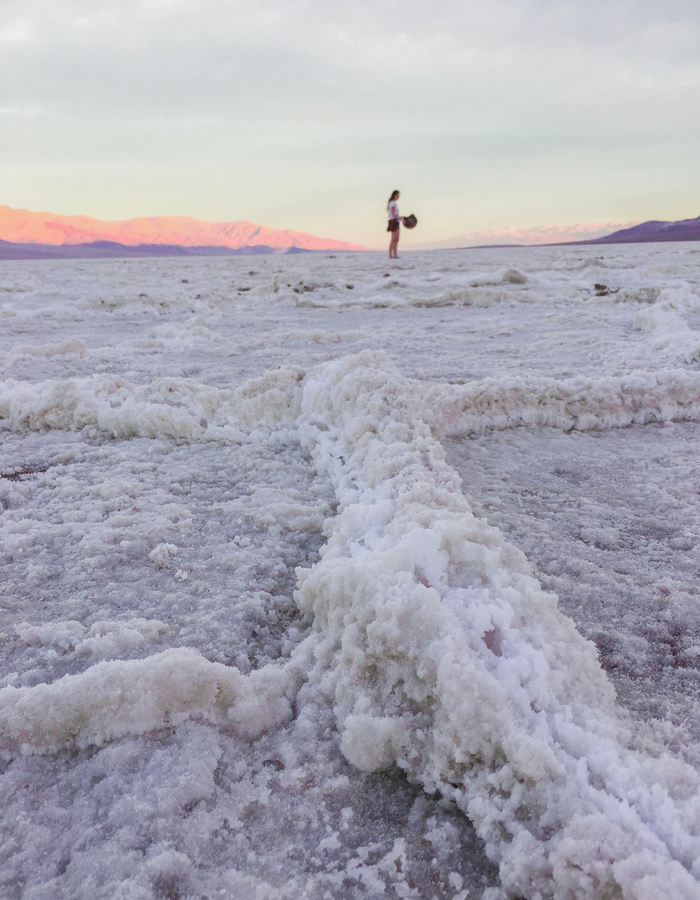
top-left (3, 350), bottom-right (700, 898)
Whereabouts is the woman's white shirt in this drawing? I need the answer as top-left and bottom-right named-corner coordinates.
top-left (388, 200), bottom-right (400, 220)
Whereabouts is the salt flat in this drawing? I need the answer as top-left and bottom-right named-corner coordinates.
top-left (1, 244), bottom-right (700, 899)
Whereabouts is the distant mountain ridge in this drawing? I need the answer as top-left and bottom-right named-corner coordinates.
top-left (461, 215), bottom-right (700, 250)
top-left (589, 214), bottom-right (700, 244)
top-left (0, 205), bottom-right (367, 254)
top-left (0, 238), bottom-right (312, 261)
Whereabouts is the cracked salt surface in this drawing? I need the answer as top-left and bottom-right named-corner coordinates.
top-left (2, 244), bottom-right (700, 899)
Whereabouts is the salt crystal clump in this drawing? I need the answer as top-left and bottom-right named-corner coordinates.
top-left (15, 618), bottom-right (169, 662)
top-left (423, 368), bottom-right (700, 438)
top-left (633, 287), bottom-right (700, 364)
top-left (149, 543), bottom-right (178, 568)
top-left (502, 267), bottom-right (527, 284)
top-left (15, 620), bottom-right (86, 651)
top-left (0, 647), bottom-right (304, 755)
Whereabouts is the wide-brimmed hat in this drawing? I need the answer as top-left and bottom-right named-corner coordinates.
top-left (403, 214), bottom-right (417, 229)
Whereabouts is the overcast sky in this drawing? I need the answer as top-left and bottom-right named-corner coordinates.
top-left (2, 0), bottom-right (699, 248)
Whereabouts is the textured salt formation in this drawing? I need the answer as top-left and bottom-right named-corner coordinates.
top-left (424, 368), bottom-right (700, 437)
top-left (3, 245), bottom-right (700, 899)
top-left (3, 350), bottom-right (699, 898)
top-left (6, 364), bottom-right (700, 450)
top-left (0, 647), bottom-right (301, 755)
top-left (293, 351), bottom-right (700, 900)
top-left (634, 287), bottom-right (700, 363)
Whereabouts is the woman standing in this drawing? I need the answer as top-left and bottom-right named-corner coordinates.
top-left (387, 189), bottom-right (403, 259)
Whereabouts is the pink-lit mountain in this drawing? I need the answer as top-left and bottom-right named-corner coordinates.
top-left (0, 206), bottom-right (367, 253)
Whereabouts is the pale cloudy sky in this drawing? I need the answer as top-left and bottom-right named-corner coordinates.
top-left (1, 0), bottom-right (699, 248)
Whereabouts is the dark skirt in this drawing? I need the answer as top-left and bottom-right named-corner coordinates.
top-left (387, 219), bottom-right (399, 233)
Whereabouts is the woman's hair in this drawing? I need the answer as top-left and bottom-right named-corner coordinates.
top-left (387, 190), bottom-right (400, 210)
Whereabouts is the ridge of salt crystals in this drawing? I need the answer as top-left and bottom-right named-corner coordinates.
top-left (293, 350), bottom-right (700, 900)
top-left (3, 296), bottom-right (700, 897)
top-left (4, 350), bottom-right (698, 898)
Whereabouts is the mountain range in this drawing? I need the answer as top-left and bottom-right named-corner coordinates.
top-left (0, 206), bottom-right (366, 258)
top-left (463, 215), bottom-right (700, 250)
top-left (1, 206), bottom-right (699, 260)
top-left (589, 214), bottom-right (700, 244)
top-left (0, 238), bottom-right (317, 261)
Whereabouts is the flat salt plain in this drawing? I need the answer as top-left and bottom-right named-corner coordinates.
top-left (2, 244), bottom-right (700, 899)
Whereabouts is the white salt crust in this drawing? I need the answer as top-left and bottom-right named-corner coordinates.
top-left (2, 347), bottom-right (700, 899)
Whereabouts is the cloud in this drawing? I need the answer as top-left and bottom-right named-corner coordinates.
top-left (5, 0), bottom-right (700, 128)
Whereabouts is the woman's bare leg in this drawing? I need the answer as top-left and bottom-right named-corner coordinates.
top-left (389, 229), bottom-right (400, 258)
